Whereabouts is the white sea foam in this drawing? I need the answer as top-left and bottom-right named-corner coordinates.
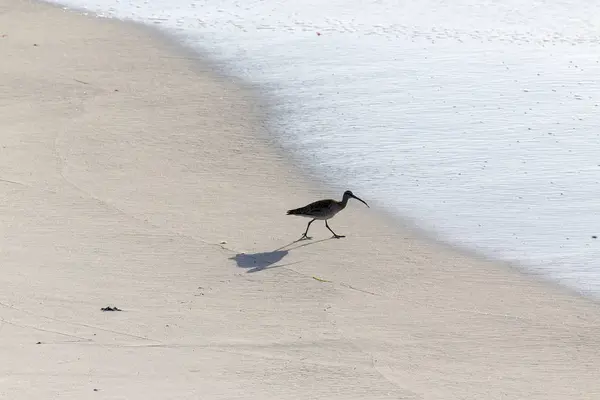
top-left (51, 0), bottom-right (600, 296)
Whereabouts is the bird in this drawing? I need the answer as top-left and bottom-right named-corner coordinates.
top-left (286, 190), bottom-right (370, 239)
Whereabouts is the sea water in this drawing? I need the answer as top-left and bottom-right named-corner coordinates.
top-left (49, 0), bottom-right (600, 297)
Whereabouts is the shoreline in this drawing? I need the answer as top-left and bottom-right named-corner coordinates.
top-left (40, 0), bottom-right (599, 304)
top-left (3, 0), bottom-right (600, 398)
top-left (162, 20), bottom-right (600, 303)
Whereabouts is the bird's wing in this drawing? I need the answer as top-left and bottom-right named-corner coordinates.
top-left (288, 199), bottom-right (333, 215)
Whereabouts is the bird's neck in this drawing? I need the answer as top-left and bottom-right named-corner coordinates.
top-left (340, 195), bottom-right (350, 207)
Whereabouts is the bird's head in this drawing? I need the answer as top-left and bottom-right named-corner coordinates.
top-left (343, 190), bottom-right (370, 208)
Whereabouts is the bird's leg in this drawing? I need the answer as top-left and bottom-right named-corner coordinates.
top-left (325, 220), bottom-right (345, 239)
top-left (300, 218), bottom-right (316, 240)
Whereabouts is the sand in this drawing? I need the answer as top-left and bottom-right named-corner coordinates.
top-left (1, 0), bottom-right (600, 398)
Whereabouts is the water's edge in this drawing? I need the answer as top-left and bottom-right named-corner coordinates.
top-left (41, 0), bottom-right (599, 303)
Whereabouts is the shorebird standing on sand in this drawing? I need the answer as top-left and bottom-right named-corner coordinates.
top-left (286, 190), bottom-right (370, 239)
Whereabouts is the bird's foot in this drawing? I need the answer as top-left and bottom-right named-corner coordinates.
top-left (299, 234), bottom-right (313, 241)
top-left (332, 234), bottom-right (346, 239)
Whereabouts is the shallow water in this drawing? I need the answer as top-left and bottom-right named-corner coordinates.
top-left (51, 0), bottom-right (600, 297)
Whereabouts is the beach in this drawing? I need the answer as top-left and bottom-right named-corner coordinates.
top-left (1, 0), bottom-right (600, 398)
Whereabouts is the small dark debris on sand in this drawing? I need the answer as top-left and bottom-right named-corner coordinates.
top-left (36, 341), bottom-right (42, 344)
top-left (592, 236), bottom-right (597, 239)
top-left (101, 306), bottom-right (122, 312)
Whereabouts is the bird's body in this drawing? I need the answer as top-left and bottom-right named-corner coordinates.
top-left (286, 190), bottom-right (369, 239)
top-left (286, 198), bottom-right (345, 220)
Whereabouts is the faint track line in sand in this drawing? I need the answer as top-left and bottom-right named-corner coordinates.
top-left (0, 178), bottom-right (28, 187)
top-left (338, 283), bottom-right (379, 296)
top-left (0, 316), bottom-right (90, 342)
top-left (0, 301), bottom-right (159, 344)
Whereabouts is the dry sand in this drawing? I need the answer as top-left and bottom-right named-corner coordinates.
top-left (1, 0), bottom-right (600, 398)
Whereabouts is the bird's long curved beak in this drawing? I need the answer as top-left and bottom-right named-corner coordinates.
top-left (351, 194), bottom-right (370, 208)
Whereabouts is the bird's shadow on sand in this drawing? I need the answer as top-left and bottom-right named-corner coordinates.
top-left (229, 237), bottom-right (334, 273)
